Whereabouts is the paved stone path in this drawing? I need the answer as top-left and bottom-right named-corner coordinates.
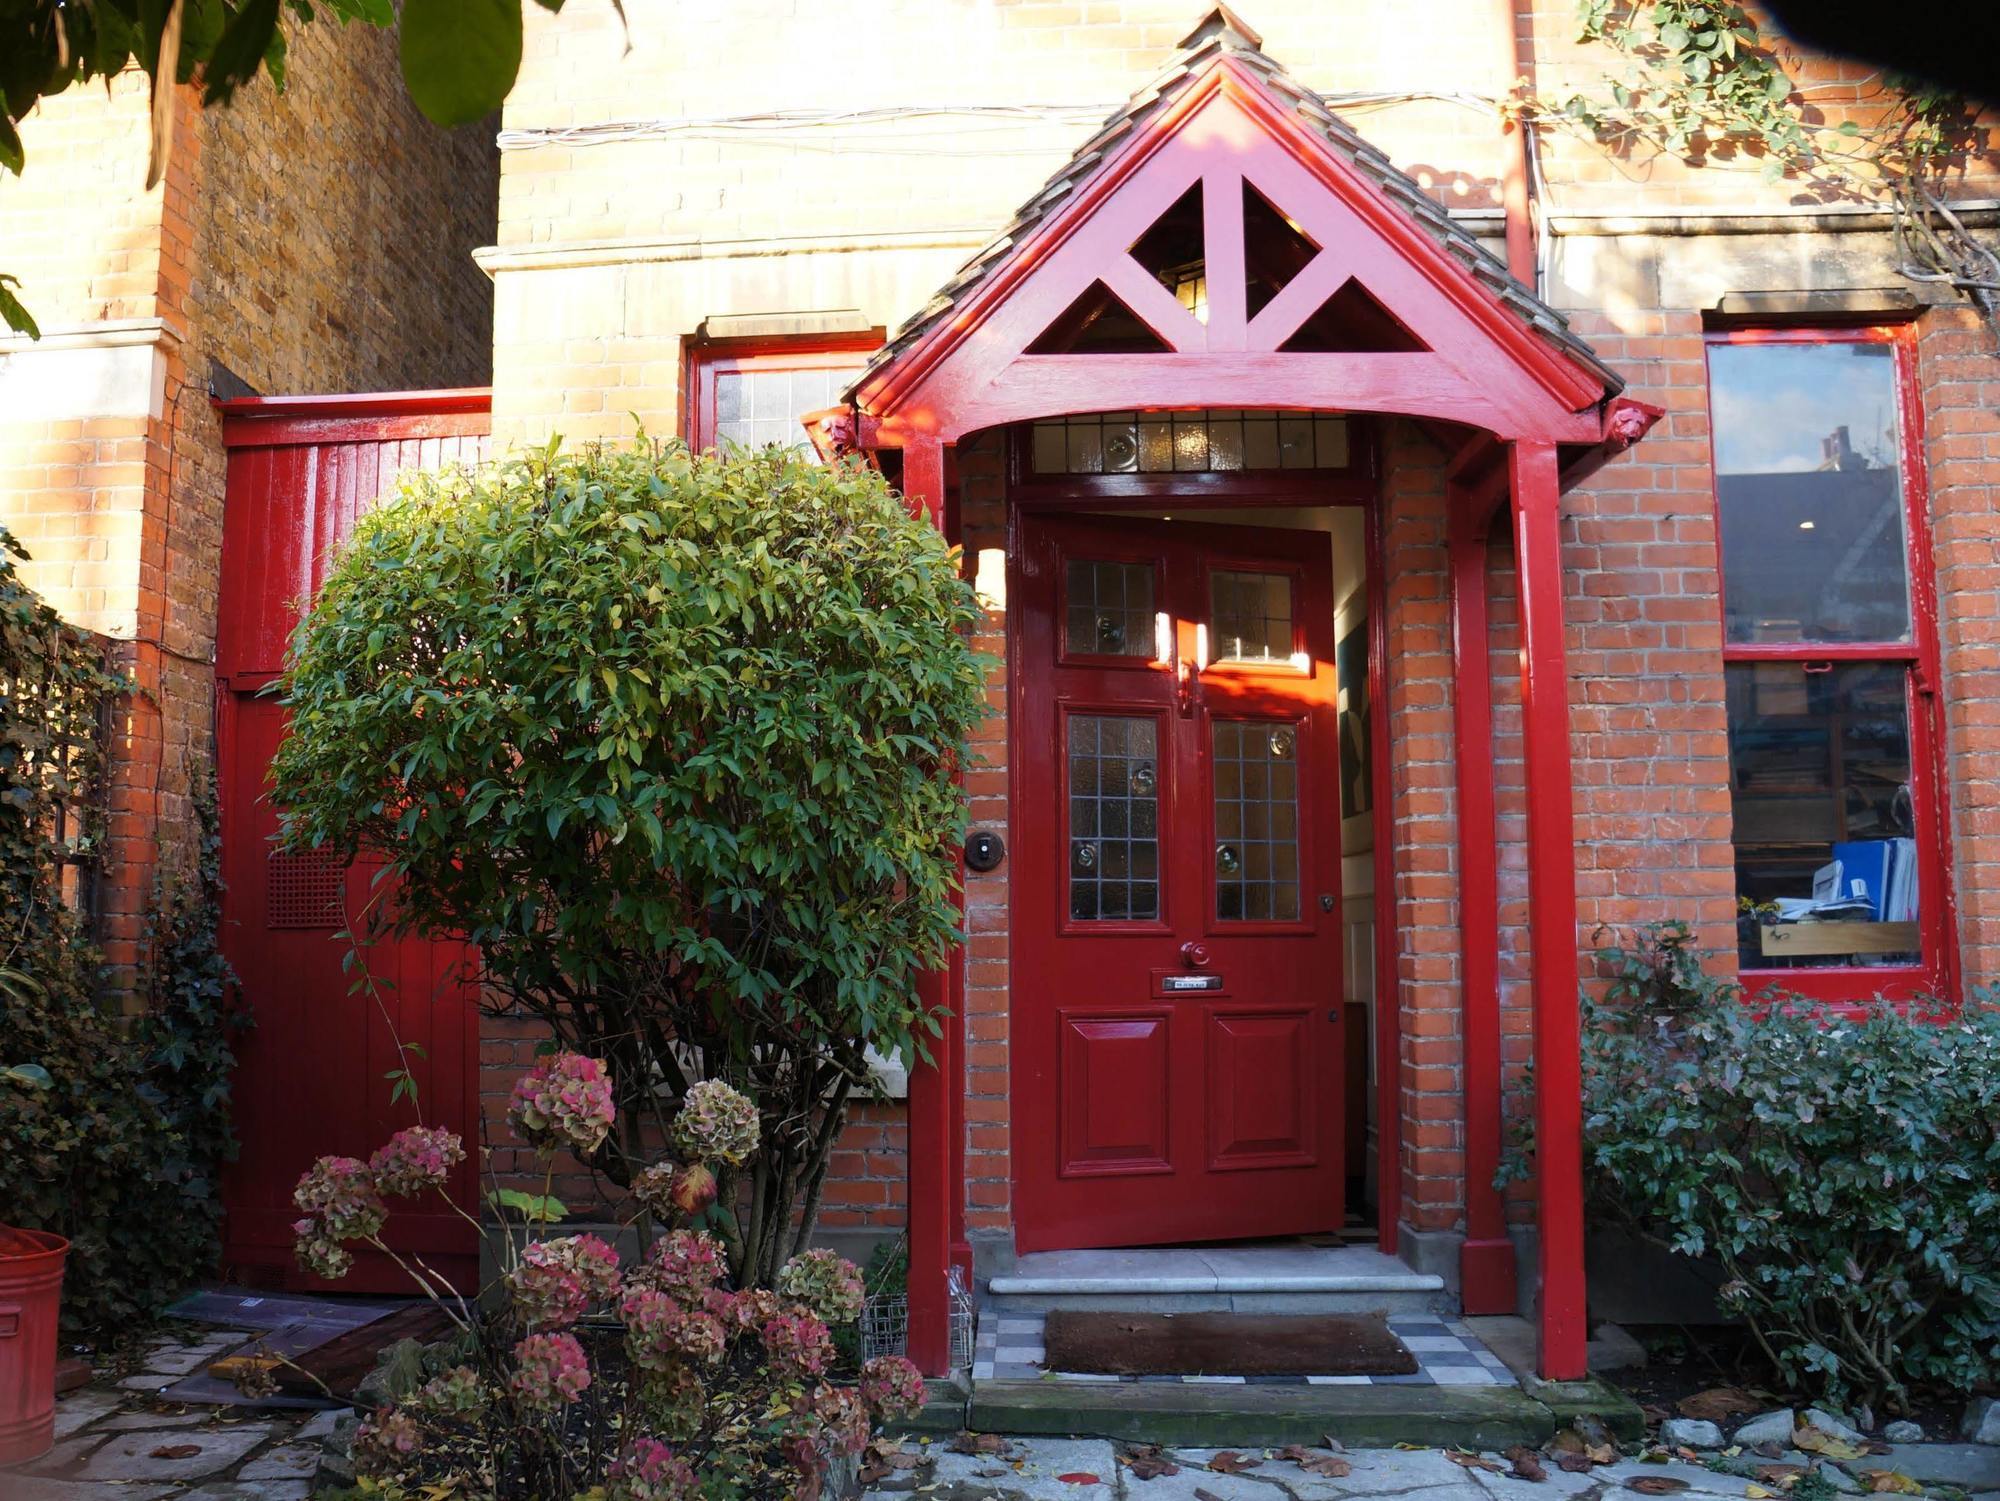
top-left (860, 1437), bottom-right (2000, 1501)
top-left (1, 1327), bottom-right (347, 1501)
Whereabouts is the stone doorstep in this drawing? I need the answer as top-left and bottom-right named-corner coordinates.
top-left (986, 1248), bottom-right (1446, 1316)
top-left (961, 1375), bottom-right (1646, 1451)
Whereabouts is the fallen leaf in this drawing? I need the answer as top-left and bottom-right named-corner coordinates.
top-left (1678, 1388), bottom-right (1762, 1423)
top-left (1448, 1450), bottom-right (1504, 1473)
top-left (951, 1432), bottom-right (1012, 1457)
top-left (1208, 1452), bottom-right (1263, 1474)
top-left (1279, 1446), bottom-right (1350, 1477)
top-left (1745, 1487), bottom-right (1776, 1499)
top-left (1057, 1474), bottom-right (1101, 1486)
top-left (1867, 1474), bottom-right (1923, 1495)
top-left (1557, 1453), bottom-right (1598, 1474)
top-left (1125, 1445), bottom-right (1181, 1481)
top-left (1753, 1442), bottom-right (1787, 1460)
top-left (1753, 1464), bottom-right (1805, 1487)
top-left (1505, 1445), bottom-right (1548, 1482)
top-left (150, 1445), bottom-right (202, 1460)
top-left (976, 1470), bottom-right (1009, 1479)
top-left (1195, 1490), bottom-right (1227, 1501)
top-left (1793, 1428), bottom-right (1866, 1462)
top-left (1625, 1478), bottom-right (1691, 1494)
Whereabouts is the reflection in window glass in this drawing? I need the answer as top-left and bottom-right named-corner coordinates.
top-left (1213, 719), bottom-right (1300, 921)
top-left (712, 363), bottom-right (867, 454)
top-left (1709, 342), bottom-right (1910, 644)
top-left (1727, 662), bottom-right (1919, 968)
top-left (1069, 715), bottom-right (1160, 921)
top-left (1211, 570), bottom-right (1294, 663)
top-left (1065, 560), bottom-right (1155, 657)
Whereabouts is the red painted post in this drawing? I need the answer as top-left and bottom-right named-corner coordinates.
top-left (901, 437), bottom-right (955, 1377)
top-left (1449, 490), bottom-right (1518, 1315)
top-left (1508, 440), bottom-right (1588, 1381)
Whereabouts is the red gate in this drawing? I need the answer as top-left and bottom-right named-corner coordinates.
top-left (215, 392), bottom-right (490, 1294)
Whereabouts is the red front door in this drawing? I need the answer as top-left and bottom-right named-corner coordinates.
top-left (1014, 514), bottom-right (1344, 1252)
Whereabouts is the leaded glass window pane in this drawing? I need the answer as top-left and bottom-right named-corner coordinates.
top-left (1213, 719), bottom-right (1300, 922)
top-left (1069, 715), bottom-right (1161, 922)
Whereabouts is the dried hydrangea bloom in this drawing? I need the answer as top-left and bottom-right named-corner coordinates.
top-left (623, 1286), bottom-right (728, 1370)
top-left (352, 1406), bottom-right (424, 1478)
top-left (607, 1436), bottom-right (699, 1501)
top-left (630, 1160), bottom-right (678, 1217)
top-left (777, 1248), bottom-right (865, 1326)
top-left (703, 1284), bottom-right (781, 1335)
top-left (292, 1155), bottom-right (387, 1241)
top-left (291, 1218), bottom-right (354, 1280)
top-left (507, 1233), bottom-right (623, 1327)
top-left (413, 1365), bottom-right (486, 1415)
top-left (638, 1228), bottom-right (726, 1308)
top-left (368, 1125), bottom-right (466, 1197)
top-left (507, 1052), bottom-right (617, 1157)
top-left (760, 1309), bottom-right (835, 1381)
top-left (510, 1331), bottom-right (592, 1411)
top-left (859, 1354), bottom-right (927, 1420)
top-left (669, 1078), bottom-right (759, 1167)
top-left (812, 1383), bottom-right (872, 1459)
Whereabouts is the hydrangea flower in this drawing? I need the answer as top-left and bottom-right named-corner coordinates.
top-left (292, 1220), bottom-right (353, 1280)
top-left (760, 1309), bottom-right (834, 1380)
top-left (623, 1286), bottom-right (728, 1370)
top-left (292, 1155), bottom-right (387, 1241)
top-left (507, 1233), bottom-right (623, 1327)
top-left (607, 1437), bottom-right (699, 1501)
top-left (704, 1285), bottom-right (781, 1335)
top-left (510, 1331), bottom-right (592, 1411)
top-left (859, 1354), bottom-right (927, 1420)
top-left (508, 1052), bottom-right (616, 1157)
top-left (631, 1160), bottom-right (678, 1217)
top-left (812, 1383), bottom-right (871, 1459)
top-left (352, 1406), bottom-right (423, 1478)
top-left (669, 1079), bottom-right (760, 1167)
top-left (777, 1248), bottom-right (865, 1326)
top-left (368, 1125), bottom-right (466, 1197)
top-left (413, 1365), bottom-right (486, 1415)
top-left (639, 1229), bottom-right (726, 1308)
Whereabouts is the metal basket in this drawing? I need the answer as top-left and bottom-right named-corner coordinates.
top-left (860, 1266), bottom-right (974, 1372)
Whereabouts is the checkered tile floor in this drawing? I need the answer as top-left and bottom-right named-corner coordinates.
top-left (972, 1311), bottom-right (1516, 1386)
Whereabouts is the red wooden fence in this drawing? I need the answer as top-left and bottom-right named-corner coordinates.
top-left (215, 392), bottom-right (490, 1294)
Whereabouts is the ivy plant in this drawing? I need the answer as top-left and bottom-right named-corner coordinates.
top-left (270, 437), bottom-right (989, 1287)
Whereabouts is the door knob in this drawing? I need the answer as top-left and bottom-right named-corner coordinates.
top-left (1180, 941), bottom-right (1212, 969)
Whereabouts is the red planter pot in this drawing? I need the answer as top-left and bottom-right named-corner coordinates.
top-left (0, 1226), bottom-right (69, 1466)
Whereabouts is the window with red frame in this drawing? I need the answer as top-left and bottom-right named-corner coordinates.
top-left (685, 340), bottom-right (876, 455)
top-left (1708, 327), bottom-right (1951, 1000)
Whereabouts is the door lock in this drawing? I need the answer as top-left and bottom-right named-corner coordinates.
top-left (1319, 893), bottom-right (1334, 912)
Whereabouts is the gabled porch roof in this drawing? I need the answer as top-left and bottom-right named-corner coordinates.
top-left (841, 5), bottom-right (1634, 451)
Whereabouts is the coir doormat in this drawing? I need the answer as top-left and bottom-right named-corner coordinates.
top-left (1041, 1309), bottom-right (1419, 1377)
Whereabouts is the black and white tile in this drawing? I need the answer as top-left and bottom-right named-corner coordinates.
top-left (971, 1310), bottom-right (1515, 1387)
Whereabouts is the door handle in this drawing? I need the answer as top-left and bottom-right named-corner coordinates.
top-left (1176, 658), bottom-right (1197, 718)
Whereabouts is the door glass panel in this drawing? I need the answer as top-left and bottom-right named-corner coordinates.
top-left (1211, 570), bottom-right (1294, 663)
top-left (1213, 719), bottom-right (1300, 922)
top-left (1069, 715), bottom-right (1161, 921)
top-left (1727, 661), bottom-right (1919, 968)
top-left (1065, 559), bottom-right (1155, 658)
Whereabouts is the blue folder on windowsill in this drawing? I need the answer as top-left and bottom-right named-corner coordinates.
top-left (1830, 839), bottom-right (1915, 923)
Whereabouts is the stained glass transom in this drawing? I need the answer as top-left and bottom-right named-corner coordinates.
top-left (1069, 715), bottom-right (1161, 922)
top-left (1213, 719), bottom-right (1301, 922)
top-left (1031, 411), bottom-right (1350, 474)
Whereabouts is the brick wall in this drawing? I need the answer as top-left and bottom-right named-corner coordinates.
top-left (1, 33), bottom-right (496, 995)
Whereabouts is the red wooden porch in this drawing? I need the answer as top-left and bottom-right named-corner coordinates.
top-left (826, 7), bottom-right (1659, 1382)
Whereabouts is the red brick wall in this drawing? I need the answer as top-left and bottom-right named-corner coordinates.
top-left (1918, 309), bottom-right (2000, 990)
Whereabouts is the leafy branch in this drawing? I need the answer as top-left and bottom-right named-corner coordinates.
top-left (1517, 0), bottom-right (2000, 343)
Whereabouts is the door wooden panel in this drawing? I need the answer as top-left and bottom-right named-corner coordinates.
top-left (1059, 1012), bottom-right (1172, 1176)
top-left (1015, 514), bottom-right (1343, 1252)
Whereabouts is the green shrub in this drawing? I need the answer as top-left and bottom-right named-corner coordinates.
top-left (0, 528), bottom-right (242, 1339)
top-left (271, 437), bottom-right (988, 1286)
top-left (1579, 975), bottom-right (2000, 1410)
